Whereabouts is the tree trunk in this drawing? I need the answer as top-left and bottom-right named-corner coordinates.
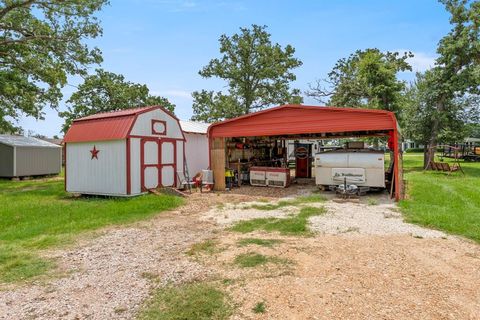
top-left (424, 101), bottom-right (443, 169)
top-left (423, 145), bottom-right (429, 169)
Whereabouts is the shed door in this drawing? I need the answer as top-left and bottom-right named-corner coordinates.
top-left (160, 139), bottom-right (176, 187)
top-left (141, 138), bottom-right (177, 191)
top-left (141, 139), bottom-right (160, 190)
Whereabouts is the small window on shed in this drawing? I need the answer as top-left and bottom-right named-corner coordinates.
top-left (151, 120), bottom-right (167, 135)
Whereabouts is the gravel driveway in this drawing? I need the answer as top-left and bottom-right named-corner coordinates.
top-left (1, 188), bottom-right (479, 320)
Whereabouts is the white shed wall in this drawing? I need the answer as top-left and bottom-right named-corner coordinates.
top-left (184, 133), bottom-right (209, 176)
top-left (66, 140), bottom-right (127, 195)
top-left (176, 140), bottom-right (184, 183)
top-left (130, 109), bottom-right (184, 140)
top-left (130, 138), bottom-right (141, 195)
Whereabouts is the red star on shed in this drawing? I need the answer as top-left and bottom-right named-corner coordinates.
top-left (90, 145), bottom-right (100, 160)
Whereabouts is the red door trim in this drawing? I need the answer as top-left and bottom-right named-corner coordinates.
top-left (64, 142), bottom-right (67, 191)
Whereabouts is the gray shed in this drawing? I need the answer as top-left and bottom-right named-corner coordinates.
top-left (0, 135), bottom-right (62, 178)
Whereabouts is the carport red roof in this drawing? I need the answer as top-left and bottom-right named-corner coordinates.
top-left (208, 104), bottom-right (398, 138)
top-left (64, 106), bottom-right (162, 143)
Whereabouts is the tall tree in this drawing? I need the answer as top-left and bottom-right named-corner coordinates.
top-left (403, 72), bottom-right (478, 156)
top-left (307, 48), bottom-right (412, 117)
top-left (192, 25), bottom-right (303, 122)
top-left (407, 0), bottom-right (479, 168)
top-left (59, 69), bottom-right (175, 133)
top-left (0, 0), bottom-right (108, 133)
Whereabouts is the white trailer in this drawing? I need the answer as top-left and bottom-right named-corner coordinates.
top-left (314, 150), bottom-right (385, 189)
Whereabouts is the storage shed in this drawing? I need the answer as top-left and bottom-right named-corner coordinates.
top-left (63, 106), bottom-right (185, 196)
top-left (208, 104), bottom-right (404, 200)
top-left (180, 120), bottom-right (210, 176)
top-left (0, 135), bottom-right (62, 178)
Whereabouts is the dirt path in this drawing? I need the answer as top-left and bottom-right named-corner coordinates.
top-left (208, 233), bottom-right (480, 320)
top-left (1, 189), bottom-right (479, 320)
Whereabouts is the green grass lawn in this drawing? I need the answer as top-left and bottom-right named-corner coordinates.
top-left (400, 153), bottom-right (480, 242)
top-left (0, 178), bottom-right (183, 283)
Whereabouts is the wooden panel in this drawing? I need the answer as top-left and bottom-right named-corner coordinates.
top-left (144, 166), bottom-right (159, 189)
top-left (211, 138), bottom-right (225, 191)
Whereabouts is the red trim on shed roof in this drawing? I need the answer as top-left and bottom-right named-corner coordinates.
top-left (208, 104), bottom-right (398, 138)
top-left (64, 105), bottom-right (181, 143)
top-left (75, 106), bottom-right (158, 121)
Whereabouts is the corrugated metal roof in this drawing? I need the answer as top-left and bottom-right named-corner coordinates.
top-left (208, 104), bottom-right (398, 138)
top-left (38, 138), bottom-right (63, 145)
top-left (0, 135), bottom-right (61, 148)
top-left (63, 106), bottom-right (183, 143)
top-left (76, 106), bottom-right (157, 121)
top-left (64, 106), bottom-right (158, 143)
top-left (64, 115), bottom-right (136, 143)
top-left (179, 120), bottom-right (210, 134)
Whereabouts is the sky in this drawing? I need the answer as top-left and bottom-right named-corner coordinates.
top-left (18, 0), bottom-right (452, 137)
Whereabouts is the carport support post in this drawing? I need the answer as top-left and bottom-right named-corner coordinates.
top-left (210, 137), bottom-right (226, 191)
top-left (393, 128), bottom-right (402, 201)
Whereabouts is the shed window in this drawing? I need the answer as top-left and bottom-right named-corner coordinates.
top-left (151, 120), bottom-right (167, 135)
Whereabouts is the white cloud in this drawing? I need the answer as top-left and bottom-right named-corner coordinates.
top-left (397, 50), bottom-right (437, 72)
top-left (152, 89), bottom-right (192, 99)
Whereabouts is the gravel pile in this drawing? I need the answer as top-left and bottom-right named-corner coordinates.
top-left (309, 201), bottom-right (447, 238)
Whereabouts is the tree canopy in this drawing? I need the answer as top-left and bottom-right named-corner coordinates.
top-left (403, 72), bottom-right (478, 147)
top-left (307, 48), bottom-right (412, 116)
top-left (403, 0), bottom-right (480, 167)
top-left (0, 0), bottom-right (108, 133)
top-left (191, 25), bottom-right (303, 123)
top-left (59, 69), bottom-right (175, 133)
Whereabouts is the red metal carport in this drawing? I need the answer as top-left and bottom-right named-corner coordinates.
top-left (207, 104), bottom-right (403, 200)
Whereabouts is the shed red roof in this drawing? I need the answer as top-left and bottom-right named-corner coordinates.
top-left (75, 106), bottom-right (157, 121)
top-left (64, 106), bottom-right (166, 143)
top-left (208, 104), bottom-right (398, 138)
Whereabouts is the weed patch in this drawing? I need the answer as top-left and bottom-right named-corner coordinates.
top-left (231, 206), bottom-right (326, 235)
top-left (252, 301), bottom-right (266, 314)
top-left (247, 194), bottom-right (325, 211)
top-left (187, 240), bottom-right (219, 256)
top-left (139, 282), bottom-right (232, 320)
top-left (237, 238), bottom-right (282, 247)
top-left (233, 252), bottom-right (290, 268)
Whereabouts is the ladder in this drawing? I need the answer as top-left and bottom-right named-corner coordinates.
top-left (183, 153), bottom-right (192, 193)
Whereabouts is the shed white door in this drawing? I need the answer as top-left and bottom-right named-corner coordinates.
top-left (160, 139), bottom-right (176, 187)
top-left (141, 138), bottom-right (177, 190)
top-left (141, 139), bottom-right (160, 190)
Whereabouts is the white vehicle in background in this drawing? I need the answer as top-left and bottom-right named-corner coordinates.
top-left (314, 148), bottom-right (386, 196)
